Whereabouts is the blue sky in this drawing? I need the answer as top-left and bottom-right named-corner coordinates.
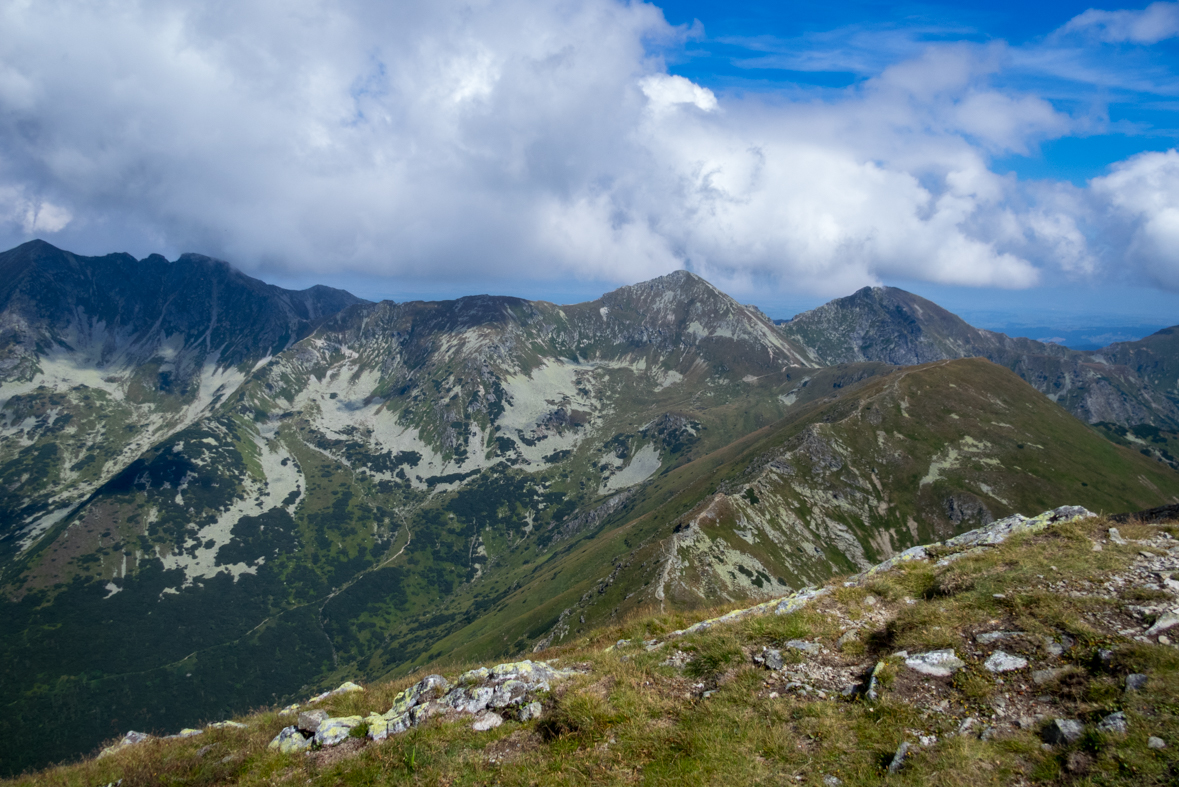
top-left (1, 0), bottom-right (1178, 334)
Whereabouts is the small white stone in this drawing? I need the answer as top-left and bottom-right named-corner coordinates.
top-left (471, 710), bottom-right (503, 732)
top-left (984, 651), bottom-right (1028, 673)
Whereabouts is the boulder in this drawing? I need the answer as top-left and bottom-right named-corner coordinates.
top-left (905, 649), bottom-right (965, 677)
top-left (297, 709), bottom-right (329, 735)
top-left (1042, 719), bottom-right (1084, 745)
top-left (268, 726), bottom-right (311, 754)
top-left (984, 651), bottom-right (1027, 673)
top-left (314, 716), bottom-right (364, 747)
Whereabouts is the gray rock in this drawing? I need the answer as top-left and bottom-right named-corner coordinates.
top-left (268, 726), bottom-right (312, 754)
top-left (314, 716), bottom-right (365, 747)
top-left (764, 649), bottom-right (784, 670)
top-left (1109, 528), bottom-right (1127, 545)
top-left (984, 651), bottom-right (1028, 672)
top-left (1148, 736), bottom-right (1166, 749)
top-left (977, 631), bottom-right (1024, 644)
top-left (1146, 611), bottom-right (1179, 637)
top-left (905, 649), bottom-right (965, 677)
top-left (1042, 719), bottom-right (1084, 745)
top-left (888, 741), bottom-right (910, 773)
top-left (296, 709), bottom-right (329, 735)
top-left (1096, 648), bottom-right (1115, 668)
top-left (1097, 712), bottom-right (1127, 735)
top-left (471, 711), bottom-right (503, 732)
top-left (785, 639), bottom-right (820, 654)
top-left (518, 701), bottom-right (543, 722)
top-left (446, 685), bottom-right (495, 715)
top-left (1126, 673), bottom-right (1149, 692)
top-left (823, 776), bottom-right (842, 786)
top-left (958, 717), bottom-right (978, 735)
top-left (489, 679), bottom-right (530, 709)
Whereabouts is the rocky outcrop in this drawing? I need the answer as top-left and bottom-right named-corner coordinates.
top-left (267, 660), bottom-right (573, 754)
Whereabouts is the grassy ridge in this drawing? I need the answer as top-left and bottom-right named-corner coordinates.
top-left (11, 512), bottom-right (1179, 786)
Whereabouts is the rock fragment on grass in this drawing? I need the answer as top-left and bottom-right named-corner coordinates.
top-left (904, 649), bottom-right (965, 677)
top-left (1097, 712), bottom-right (1127, 735)
top-left (888, 741), bottom-right (910, 773)
top-left (976, 631), bottom-right (1023, 644)
top-left (984, 651), bottom-right (1027, 672)
top-left (1032, 668), bottom-right (1066, 685)
top-left (1148, 736), bottom-right (1166, 749)
top-left (1042, 719), bottom-right (1084, 745)
top-left (785, 640), bottom-right (820, 654)
top-left (763, 649), bottom-right (784, 670)
top-left (1126, 673), bottom-right (1149, 692)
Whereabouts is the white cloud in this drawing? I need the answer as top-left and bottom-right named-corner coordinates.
top-left (0, 0), bottom-right (1170, 295)
top-left (1091, 149), bottom-right (1179, 290)
top-left (1061, 2), bottom-right (1179, 44)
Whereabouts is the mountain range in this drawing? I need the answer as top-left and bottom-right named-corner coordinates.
top-left (1, 240), bottom-right (1177, 775)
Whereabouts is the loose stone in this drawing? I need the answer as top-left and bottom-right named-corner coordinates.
top-left (1042, 719), bottom-right (1084, 745)
top-left (984, 651), bottom-right (1028, 672)
top-left (905, 649), bottom-right (965, 677)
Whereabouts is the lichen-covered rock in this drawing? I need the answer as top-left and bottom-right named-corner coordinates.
top-left (268, 726), bottom-right (312, 753)
top-left (309, 681), bottom-right (365, 704)
top-left (278, 704), bottom-right (301, 716)
top-left (384, 674), bottom-right (451, 718)
top-left (314, 716), bottom-right (364, 746)
top-left (207, 720), bottom-right (247, 729)
top-left (763, 649), bottom-right (784, 670)
top-left (446, 685), bottom-right (495, 714)
top-left (905, 650), bottom-right (965, 677)
top-left (984, 651), bottom-right (1027, 673)
top-left (175, 728), bottom-right (203, 738)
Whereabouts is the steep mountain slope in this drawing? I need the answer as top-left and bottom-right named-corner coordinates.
top-left (1, 254), bottom-right (1177, 777)
top-left (778, 286), bottom-right (1179, 429)
top-left (0, 240), bottom-right (364, 563)
top-left (415, 358), bottom-right (1179, 669)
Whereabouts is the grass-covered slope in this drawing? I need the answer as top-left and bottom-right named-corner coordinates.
top-left (11, 508), bottom-right (1179, 786)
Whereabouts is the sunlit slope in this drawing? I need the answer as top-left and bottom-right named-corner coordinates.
top-left (423, 358), bottom-right (1179, 671)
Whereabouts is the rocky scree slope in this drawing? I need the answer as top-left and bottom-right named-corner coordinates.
top-left (778, 285), bottom-right (1179, 431)
top-left (20, 505), bottom-right (1179, 786)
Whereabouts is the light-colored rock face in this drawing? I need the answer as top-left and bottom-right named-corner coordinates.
top-left (905, 650), bottom-right (966, 677)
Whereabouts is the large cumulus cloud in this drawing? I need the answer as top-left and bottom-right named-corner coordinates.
top-left (0, 0), bottom-right (1176, 294)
